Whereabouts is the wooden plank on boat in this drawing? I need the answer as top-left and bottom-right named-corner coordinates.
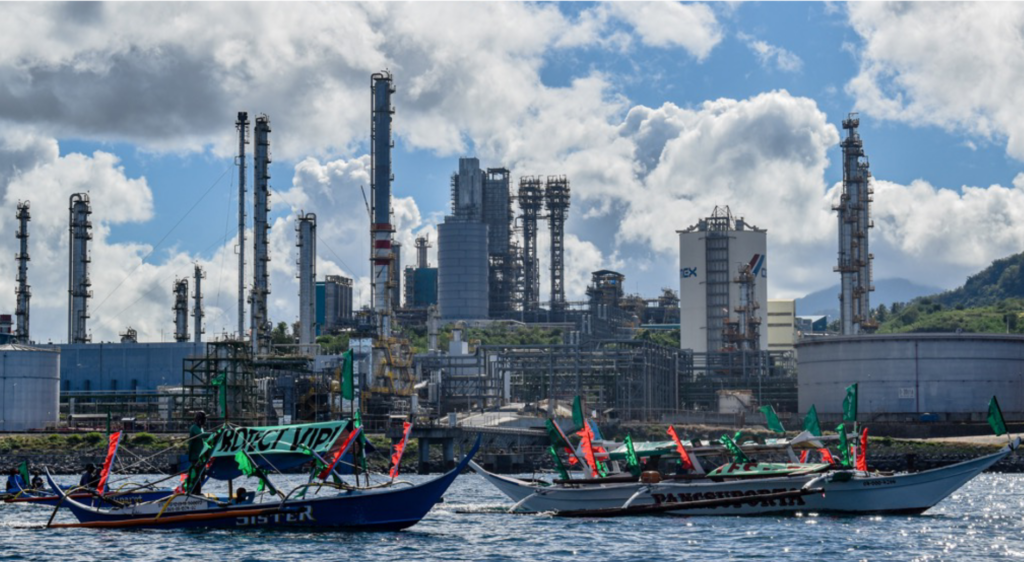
top-left (553, 487), bottom-right (824, 518)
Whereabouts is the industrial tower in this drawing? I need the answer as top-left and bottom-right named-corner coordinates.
top-left (834, 113), bottom-right (876, 335)
top-left (235, 112), bottom-right (249, 341)
top-left (193, 263), bottom-right (204, 344)
top-left (371, 71), bottom-right (396, 338)
top-left (173, 278), bottom-right (189, 342)
top-left (545, 176), bottom-right (570, 318)
top-left (68, 193), bottom-right (92, 344)
top-left (485, 168), bottom-right (517, 318)
top-left (251, 114), bottom-right (272, 355)
top-left (14, 201), bottom-right (30, 344)
top-left (392, 242), bottom-right (402, 309)
top-left (518, 176), bottom-right (543, 315)
top-left (296, 212), bottom-right (316, 346)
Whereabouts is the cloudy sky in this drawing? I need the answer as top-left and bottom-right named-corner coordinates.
top-left (1, 2), bottom-right (1022, 344)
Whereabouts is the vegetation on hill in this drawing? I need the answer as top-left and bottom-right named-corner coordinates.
top-left (871, 252), bottom-right (1024, 334)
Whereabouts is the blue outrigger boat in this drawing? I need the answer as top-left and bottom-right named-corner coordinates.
top-left (45, 420), bottom-right (479, 531)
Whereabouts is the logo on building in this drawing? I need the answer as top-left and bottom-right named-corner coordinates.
top-left (681, 267), bottom-right (698, 278)
top-left (749, 254), bottom-right (766, 278)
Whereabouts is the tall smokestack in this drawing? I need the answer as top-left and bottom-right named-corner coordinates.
top-left (371, 70), bottom-right (396, 338)
top-left (14, 201), bottom-right (30, 344)
top-left (193, 263), bottom-right (204, 344)
top-left (545, 176), bottom-right (570, 318)
top-left (251, 114), bottom-right (272, 355)
top-left (296, 212), bottom-right (317, 346)
top-left (835, 113), bottom-right (875, 335)
top-left (236, 111), bottom-right (249, 340)
top-left (68, 193), bottom-right (92, 344)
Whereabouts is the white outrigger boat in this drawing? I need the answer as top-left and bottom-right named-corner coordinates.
top-left (472, 433), bottom-right (1020, 516)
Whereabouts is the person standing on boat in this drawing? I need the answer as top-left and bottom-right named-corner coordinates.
top-left (5, 468), bottom-right (24, 492)
top-left (187, 411), bottom-right (208, 494)
top-left (30, 470), bottom-right (43, 490)
top-left (78, 464), bottom-right (97, 489)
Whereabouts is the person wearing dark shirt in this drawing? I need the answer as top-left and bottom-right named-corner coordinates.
top-left (30, 471), bottom-right (43, 490)
top-left (6, 468), bottom-right (24, 493)
top-left (187, 411), bottom-right (208, 494)
top-left (79, 464), bottom-right (97, 489)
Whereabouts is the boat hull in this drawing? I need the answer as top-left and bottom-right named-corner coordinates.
top-left (52, 437), bottom-right (479, 531)
top-left (472, 438), bottom-right (1017, 516)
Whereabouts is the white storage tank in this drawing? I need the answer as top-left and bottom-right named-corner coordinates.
top-left (0, 344), bottom-right (60, 431)
top-left (798, 334), bottom-right (1024, 417)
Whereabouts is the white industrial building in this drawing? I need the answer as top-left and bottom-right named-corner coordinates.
top-left (678, 206), bottom-right (768, 353)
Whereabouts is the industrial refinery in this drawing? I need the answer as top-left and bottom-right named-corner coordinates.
top-left (1, 73), bottom-right (1021, 436)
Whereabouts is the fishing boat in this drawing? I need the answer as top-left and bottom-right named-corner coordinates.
top-left (472, 435), bottom-right (1020, 516)
top-left (45, 419), bottom-right (480, 531)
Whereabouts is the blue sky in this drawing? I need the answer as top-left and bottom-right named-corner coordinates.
top-left (1, 2), bottom-right (1022, 343)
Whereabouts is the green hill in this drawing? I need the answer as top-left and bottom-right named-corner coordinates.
top-left (878, 252), bottom-right (1024, 334)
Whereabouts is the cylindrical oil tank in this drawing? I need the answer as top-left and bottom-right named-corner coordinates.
top-left (0, 344), bottom-right (60, 431)
top-left (798, 334), bottom-right (1024, 417)
top-left (438, 221), bottom-right (489, 319)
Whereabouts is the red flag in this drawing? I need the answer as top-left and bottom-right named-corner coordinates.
top-left (389, 422), bottom-right (413, 479)
top-left (819, 448), bottom-right (835, 464)
top-left (666, 426), bottom-right (694, 470)
top-left (799, 450), bottom-right (810, 463)
top-left (318, 427), bottom-right (362, 480)
top-left (97, 431), bottom-right (122, 495)
top-left (576, 427), bottom-right (600, 478)
top-left (855, 427), bottom-right (869, 471)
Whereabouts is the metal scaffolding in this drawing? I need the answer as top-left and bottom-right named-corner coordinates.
top-left (518, 176), bottom-right (543, 315)
top-left (545, 176), bottom-right (570, 320)
top-left (181, 340), bottom-right (262, 425)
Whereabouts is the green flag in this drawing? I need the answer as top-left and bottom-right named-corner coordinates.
top-left (759, 405), bottom-right (785, 434)
top-left (544, 419), bottom-right (572, 450)
top-left (17, 461), bottom-right (30, 487)
top-left (572, 396), bottom-right (585, 431)
top-left (843, 383), bottom-right (858, 424)
top-left (624, 435), bottom-right (642, 477)
top-left (235, 450), bottom-right (257, 477)
top-left (211, 373), bottom-right (228, 417)
top-left (988, 396), bottom-right (1008, 436)
top-left (353, 409), bottom-right (368, 474)
top-left (720, 432), bottom-right (749, 464)
top-left (803, 405), bottom-right (822, 436)
top-left (341, 349), bottom-right (355, 401)
top-left (836, 423), bottom-right (851, 467)
top-left (548, 445), bottom-right (570, 481)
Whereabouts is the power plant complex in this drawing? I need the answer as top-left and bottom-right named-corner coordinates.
top-left (0, 68), bottom-right (1019, 436)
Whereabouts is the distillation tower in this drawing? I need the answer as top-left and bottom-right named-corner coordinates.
top-left (68, 193), bottom-right (92, 344)
top-left (834, 113), bottom-right (876, 335)
top-left (518, 176), bottom-right (543, 315)
top-left (371, 71), bottom-right (396, 338)
top-left (296, 212), bottom-right (317, 346)
top-left (14, 201), bottom-right (30, 344)
top-left (545, 176), bottom-right (570, 318)
top-left (236, 112), bottom-right (249, 340)
top-left (193, 264), bottom-right (204, 344)
top-left (173, 278), bottom-right (189, 342)
top-left (251, 115), bottom-right (272, 355)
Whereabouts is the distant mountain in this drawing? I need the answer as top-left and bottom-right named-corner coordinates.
top-left (932, 252), bottom-right (1024, 308)
top-left (794, 278), bottom-right (943, 319)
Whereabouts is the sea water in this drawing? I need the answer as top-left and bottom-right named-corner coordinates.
top-left (2, 473), bottom-right (1023, 561)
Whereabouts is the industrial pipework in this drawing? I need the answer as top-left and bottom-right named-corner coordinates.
top-left (68, 193), bottom-right (92, 344)
top-left (14, 201), bottom-right (30, 344)
top-left (834, 113), bottom-right (876, 335)
top-left (296, 212), bottom-right (317, 346)
top-left (251, 114), bottom-right (272, 355)
top-left (173, 278), bottom-right (189, 342)
top-left (235, 112), bottom-right (249, 340)
top-left (371, 70), bottom-right (396, 338)
top-left (518, 176), bottom-right (543, 314)
top-left (193, 263), bottom-right (205, 344)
